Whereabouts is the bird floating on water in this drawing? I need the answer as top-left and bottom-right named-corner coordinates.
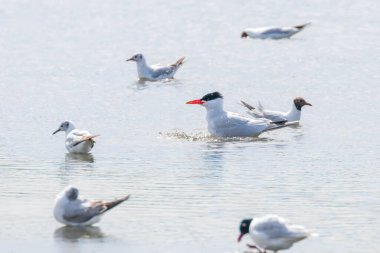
top-left (241, 23), bottom-right (311, 40)
top-left (54, 186), bottom-right (130, 226)
top-left (53, 120), bottom-right (99, 154)
top-left (186, 92), bottom-right (298, 137)
top-left (241, 97), bottom-right (312, 123)
top-left (126, 53), bottom-right (185, 81)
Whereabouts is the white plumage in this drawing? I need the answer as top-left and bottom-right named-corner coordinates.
top-left (126, 53), bottom-right (185, 81)
top-left (238, 215), bottom-right (314, 253)
top-left (241, 97), bottom-right (312, 123)
top-left (241, 23), bottom-right (311, 40)
top-left (54, 186), bottom-right (130, 226)
top-left (186, 92), bottom-right (297, 137)
top-left (53, 120), bottom-right (99, 153)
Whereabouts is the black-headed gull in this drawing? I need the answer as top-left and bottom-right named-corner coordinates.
top-left (126, 53), bottom-right (185, 81)
top-left (54, 186), bottom-right (130, 226)
top-left (241, 97), bottom-right (312, 123)
top-left (238, 215), bottom-right (314, 253)
top-left (241, 23), bottom-right (311, 40)
top-left (186, 92), bottom-right (297, 137)
top-left (53, 120), bottom-right (99, 154)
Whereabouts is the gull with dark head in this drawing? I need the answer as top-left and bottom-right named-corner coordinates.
top-left (238, 215), bottom-right (314, 253)
top-left (54, 186), bottom-right (130, 226)
top-left (241, 97), bottom-right (312, 123)
top-left (186, 92), bottom-right (297, 137)
top-left (126, 53), bottom-right (185, 81)
top-left (241, 23), bottom-right (311, 40)
top-left (53, 120), bottom-right (99, 154)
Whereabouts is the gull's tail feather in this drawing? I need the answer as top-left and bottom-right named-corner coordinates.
top-left (104, 195), bottom-right (130, 212)
top-left (294, 22), bottom-right (311, 30)
top-left (172, 56), bottom-right (186, 68)
top-left (240, 100), bottom-right (255, 111)
top-left (263, 121), bottom-right (299, 132)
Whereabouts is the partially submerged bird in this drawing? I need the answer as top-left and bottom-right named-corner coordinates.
top-left (241, 23), bottom-right (311, 40)
top-left (238, 215), bottom-right (314, 253)
top-left (241, 97), bottom-right (312, 123)
top-left (126, 53), bottom-right (185, 81)
top-left (54, 186), bottom-right (130, 226)
top-left (53, 120), bottom-right (99, 154)
top-left (186, 92), bottom-right (297, 137)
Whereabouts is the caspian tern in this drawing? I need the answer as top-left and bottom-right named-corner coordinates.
top-left (241, 97), bottom-right (312, 123)
top-left (241, 23), bottom-right (311, 40)
top-left (53, 120), bottom-right (99, 154)
top-left (238, 215), bottom-right (314, 253)
top-left (186, 92), bottom-right (297, 137)
top-left (126, 53), bottom-right (185, 81)
top-left (54, 186), bottom-right (130, 226)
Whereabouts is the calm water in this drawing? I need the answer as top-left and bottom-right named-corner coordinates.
top-left (0, 0), bottom-right (379, 252)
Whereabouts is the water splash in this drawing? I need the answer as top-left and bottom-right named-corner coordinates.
top-left (159, 130), bottom-right (273, 143)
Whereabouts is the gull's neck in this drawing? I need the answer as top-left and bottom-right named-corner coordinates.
top-left (286, 102), bottom-right (301, 121)
top-left (136, 58), bottom-right (152, 78)
top-left (65, 124), bottom-right (76, 136)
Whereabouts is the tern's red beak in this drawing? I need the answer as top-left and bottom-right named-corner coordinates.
top-left (186, 99), bottom-right (204, 105)
top-left (237, 233), bottom-right (244, 242)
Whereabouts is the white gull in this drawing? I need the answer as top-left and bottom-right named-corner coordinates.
top-left (241, 23), bottom-right (311, 40)
top-left (126, 53), bottom-right (185, 81)
top-left (53, 120), bottom-right (99, 154)
top-left (54, 186), bottom-right (130, 226)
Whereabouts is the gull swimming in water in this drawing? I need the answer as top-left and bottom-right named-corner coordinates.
top-left (126, 53), bottom-right (185, 81)
top-left (186, 92), bottom-right (298, 137)
top-left (238, 215), bottom-right (315, 253)
top-left (241, 23), bottom-right (311, 40)
top-left (53, 120), bottom-right (99, 154)
top-left (54, 186), bottom-right (130, 226)
top-left (241, 97), bottom-right (312, 123)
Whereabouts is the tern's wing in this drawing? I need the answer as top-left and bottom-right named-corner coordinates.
top-left (63, 195), bottom-right (130, 223)
top-left (225, 112), bottom-right (270, 127)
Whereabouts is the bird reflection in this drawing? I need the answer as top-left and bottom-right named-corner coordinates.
top-left (202, 142), bottom-right (226, 170)
top-left (65, 153), bottom-right (95, 163)
top-left (54, 226), bottom-right (105, 242)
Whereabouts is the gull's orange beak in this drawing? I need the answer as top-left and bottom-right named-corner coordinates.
top-left (186, 99), bottom-right (204, 105)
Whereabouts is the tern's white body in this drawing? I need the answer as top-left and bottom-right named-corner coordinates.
top-left (249, 215), bottom-right (311, 252)
top-left (205, 100), bottom-right (270, 137)
top-left (242, 23), bottom-right (310, 40)
top-left (201, 98), bottom-right (292, 137)
top-left (130, 54), bottom-right (185, 81)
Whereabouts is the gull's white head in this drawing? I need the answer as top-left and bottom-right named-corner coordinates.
top-left (52, 120), bottom-right (76, 135)
top-left (186, 92), bottom-right (224, 111)
top-left (61, 186), bottom-right (79, 201)
top-left (126, 53), bottom-right (144, 63)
